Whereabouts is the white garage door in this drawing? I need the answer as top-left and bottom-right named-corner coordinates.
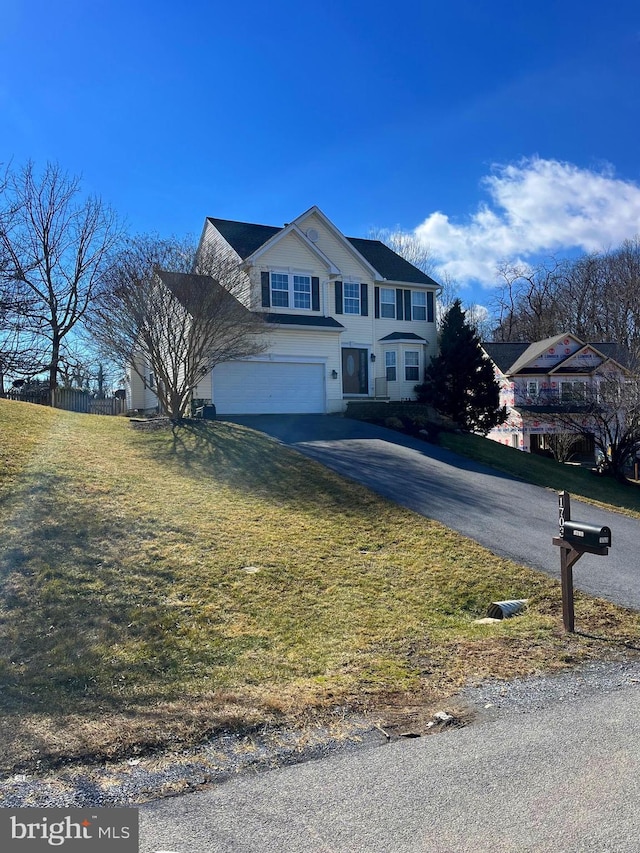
top-left (213, 360), bottom-right (326, 414)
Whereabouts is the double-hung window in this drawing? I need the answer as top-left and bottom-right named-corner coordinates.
top-left (411, 291), bottom-right (427, 321)
top-left (343, 282), bottom-right (361, 315)
top-left (404, 351), bottom-right (419, 381)
top-left (527, 380), bottom-right (538, 398)
top-left (385, 351), bottom-right (397, 381)
top-left (293, 275), bottom-right (311, 309)
top-left (271, 273), bottom-right (290, 308)
top-left (561, 380), bottom-right (586, 402)
top-left (380, 288), bottom-right (395, 319)
top-left (270, 272), bottom-right (312, 310)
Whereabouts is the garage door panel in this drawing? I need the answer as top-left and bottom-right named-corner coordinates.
top-left (214, 361), bottom-right (325, 414)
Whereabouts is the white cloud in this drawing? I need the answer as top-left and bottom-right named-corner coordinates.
top-left (414, 158), bottom-right (640, 287)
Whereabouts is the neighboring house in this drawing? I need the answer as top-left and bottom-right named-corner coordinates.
top-left (482, 333), bottom-right (629, 458)
top-left (145, 205), bottom-right (439, 416)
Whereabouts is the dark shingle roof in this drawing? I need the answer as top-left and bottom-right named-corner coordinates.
top-left (482, 340), bottom-right (631, 374)
top-left (588, 342), bottom-right (630, 368)
top-left (157, 270), bottom-right (219, 302)
top-left (481, 342), bottom-right (530, 373)
top-left (207, 218), bottom-right (281, 259)
top-left (156, 270), bottom-right (249, 316)
top-left (345, 237), bottom-right (438, 286)
top-left (207, 217), bottom-right (439, 286)
top-left (379, 332), bottom-right (428, 341)
top-left (264, 313), bottom-right (344, 329)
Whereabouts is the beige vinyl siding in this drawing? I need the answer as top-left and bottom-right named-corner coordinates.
top-left (200, 222), bottom-right (252, 307)
top-left (127, 355), bottom-right (159, 412)
top-left (376, 342), bottom-right (429, 400)
top-left (297, 212), bottom-right (375, 281)
top-left (126, 363), bottom-right (146, 410)
top-left (250, 233), bottom-right (328, 314)
top-left (202, 327), bottom-right (343, 413)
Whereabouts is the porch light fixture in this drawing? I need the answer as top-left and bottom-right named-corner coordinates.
top-left (370, 353), bottom-right (376, 362)
top-left (331, 369), bottom-right (338, 379)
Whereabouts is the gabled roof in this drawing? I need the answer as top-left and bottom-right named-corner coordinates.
top-left (241, 221), bottom-right (341, 275)
top-left (482, 336), bottom-right (630, 375)
top-left (347, 238), bottom-right (438, 286)
top-left (206, 214), bottom-right (439, 287)
top-left (481, 342), bottom-right (530, 374)
top-left (207, 218), bottom-right (280, 259)
top-left (506, 333), bottom-right (579, 376)
top-left (156, 270), bottom-right (249, 316)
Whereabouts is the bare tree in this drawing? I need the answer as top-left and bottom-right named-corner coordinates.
top-left (0, 161), bottom-right (121, 389)
top-left (89, 235), bottom-right (266, 420)
top-left (368, 227), bottom-right (436, 276)
top-left (489, 240), bottom-right (640, 367)
top-left (491, 259), bottom-right (568, 342)
top-left (550, 370), bottom-right (640, 480)
top-left (545, 432), bottom-right (582, 464)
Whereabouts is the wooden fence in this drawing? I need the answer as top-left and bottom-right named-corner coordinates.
top-left (2, 388), bottom-right (126, 415)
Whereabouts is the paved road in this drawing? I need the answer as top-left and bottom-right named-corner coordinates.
top-left (135, 415), bottom-right (640, 851)
top-left (140, 667), bottom-right (640, 852)
top-left (227, 415), bottom-right (640, 611)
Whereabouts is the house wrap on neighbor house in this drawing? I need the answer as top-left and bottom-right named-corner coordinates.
top-left (482, 333), bottom-right (629, 459)
top-left (127, 206), bottom-right (440, 415)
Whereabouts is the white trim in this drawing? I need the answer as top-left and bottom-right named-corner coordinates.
top-left (291, 206), bottom-right (382, 279)
top-left (404, 349), bottom-right (420, 382)
top-left (269, 269), bottom-right (314, 311)
top-left (245, 222), bottom-right (340, 274)
top-left (380, 287), bottom-right (396, 318)
top-left (223, 353), bottom-right (328, 364)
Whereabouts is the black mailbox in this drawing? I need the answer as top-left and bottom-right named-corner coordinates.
top-left (561, 521), bottom-right (611, 549)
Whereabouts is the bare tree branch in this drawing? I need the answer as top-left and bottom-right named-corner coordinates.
top-left (88, 235), bottom-right (266, 420)
top-left (0, 161), bottom-right (121, 388)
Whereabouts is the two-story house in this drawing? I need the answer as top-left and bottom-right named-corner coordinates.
top-left (128, 206), bottom-right (440, 416)
top-left (482, 333), bottom-right (628, 457)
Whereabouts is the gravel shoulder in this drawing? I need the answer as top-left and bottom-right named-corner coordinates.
top-left (3, 655), bottom-right (640, 809)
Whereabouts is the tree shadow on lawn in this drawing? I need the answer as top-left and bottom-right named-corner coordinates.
top-left (0, 466), bottom-right (260, 721)
top-left (132, 420), bottom-right (390, 519)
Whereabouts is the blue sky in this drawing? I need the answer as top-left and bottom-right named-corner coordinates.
top-left (2, 0), bottom-right (639, 310)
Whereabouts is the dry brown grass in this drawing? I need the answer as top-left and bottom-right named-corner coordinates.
top-left (1, 399), bottom-right (639, 773)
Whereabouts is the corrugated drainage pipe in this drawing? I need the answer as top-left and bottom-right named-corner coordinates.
top-left (486, 599), bottom-right (529, 619)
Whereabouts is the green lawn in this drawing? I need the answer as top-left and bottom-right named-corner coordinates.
top-left (1, 399), bottom-right (639, 773)
top-left (439, 431), bottom-right (640, 515)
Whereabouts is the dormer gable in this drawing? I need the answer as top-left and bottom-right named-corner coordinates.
top-left (549, 344), bottom-right (610, 375)
top-left (244, 220), bottom-right (341, 276)
top-left (199, 208), bottom-right (440, 289)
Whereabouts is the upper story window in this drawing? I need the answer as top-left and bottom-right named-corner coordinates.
top-left (293, 275), bottom-right (311, 309)
top-left (561, 380), bottom-right (586, 402)
top-left (527, 380), bottom-right (538, 398)
top-left (334, 281), bottom-right (368, 316)
top-left (344, 282), bottom-right (361, 315)
top-left (411, 291), bottom-right (427, 321)
top-left (375, 287), bottom-right (434, 322)
top-left (262, 271), bottom-right (319, 311)
top-left (271, 273), bottom-right (289, 307)
top-left (380, 288), bottom-right (396, 319)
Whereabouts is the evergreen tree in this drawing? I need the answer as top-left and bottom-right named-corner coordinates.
top-left (416, 299), bottom-right (507, 434)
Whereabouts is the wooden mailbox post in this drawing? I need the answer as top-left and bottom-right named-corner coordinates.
top-left (552, 491), bottom-right (611, 632)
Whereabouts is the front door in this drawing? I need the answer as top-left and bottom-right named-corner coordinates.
top-left (342, 348), bottom-right (369, 395)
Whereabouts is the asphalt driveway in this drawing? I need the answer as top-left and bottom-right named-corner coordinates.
top-left (227, 414), bottom-right (640, 610)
